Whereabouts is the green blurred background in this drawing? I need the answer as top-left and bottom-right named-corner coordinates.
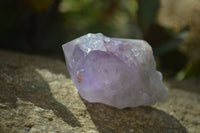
top-left (1, 0), bottom-right (200, 80)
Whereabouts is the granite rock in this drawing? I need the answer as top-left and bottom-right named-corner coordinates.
top-left (1, 50), bottom-right (199, 133)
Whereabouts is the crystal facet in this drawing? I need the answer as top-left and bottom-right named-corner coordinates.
top-left (62, 33), bottom-right (168, 109)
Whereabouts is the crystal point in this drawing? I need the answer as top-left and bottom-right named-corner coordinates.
top-left (62, 33), bottom-right (168, 109)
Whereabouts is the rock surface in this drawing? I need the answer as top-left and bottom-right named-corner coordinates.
top-left (0, 50), bottom-right (199, 133)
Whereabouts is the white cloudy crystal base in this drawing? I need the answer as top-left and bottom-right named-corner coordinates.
top-left (62, 33), bottom-right (168, 109)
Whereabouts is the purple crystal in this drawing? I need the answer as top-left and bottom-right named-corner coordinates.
top-left (62, 33), bottom-right (168, 109)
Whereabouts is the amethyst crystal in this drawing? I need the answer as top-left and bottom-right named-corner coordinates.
top-left (62, 33), bottom-right (168, 109)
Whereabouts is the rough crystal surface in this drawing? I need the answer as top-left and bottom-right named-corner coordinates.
top-left (62, 33), bottom-right (168, 109)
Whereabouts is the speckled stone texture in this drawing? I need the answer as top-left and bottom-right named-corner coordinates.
top-left (1, 50), bottom-right (199, 133)
top-left (62, 33), bottom-right (168, 109)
